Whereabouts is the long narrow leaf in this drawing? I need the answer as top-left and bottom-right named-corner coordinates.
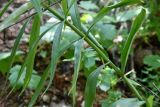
top-left (69, 39), bottom-right (83, 106)
top-left (68, 0), bottom-right (76, 9)
top-left (121, 8), bottom-right (146, 72)
top-left (10, 22), bottom-right (60, 94)
top-left (28, 64), bottom-right (50, 107)
top-left (0, 0), bottom-right (13, 18)
top-left (85, 64), bottom-right (106, 107)
top-left (69, 0), bottom-right (81, 29)
top-left (21, 14), bottom-right (41, 94)
top-left (68, 2), bottom-right (83, 104)
top-left (31, 0), bottom-right (42, 17)
top-left (0, 2), bottom-right (33, 31)
top-left (29, 15), bottom-right (41, 48)
top-left (6, 18), bottom-right (30, 79)
top-left (29, 23), bottom-right (83, 107)
top-left (6, 18), bottom-right (30, 97)
top-left (66, 0), bottom-right (76, 16)
top-left (45, 22), bottom-right (64, 92)
top-left (61, 0), bottom-right (68, 16)
top-left (29, 24), bottom-right (80, 107)
top-left (88, 0), bottom-right (143, 32)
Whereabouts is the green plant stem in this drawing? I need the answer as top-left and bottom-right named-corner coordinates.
top-left (123, 75), bottom-right (143, 100)
top-left (43, 4), bottom-right (122, 76)
top-left (42, 4), bottom-right (143, 101)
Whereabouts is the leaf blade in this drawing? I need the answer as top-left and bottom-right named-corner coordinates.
top-left (44, 22), bottom-right (64, 92)
top-left (28, 64), bottom-right (50, 107)
top-left (121, 8), bottom-right (146, 72)
top-left (88, 0), bottom-right (143, 32)
top-left (0, 2), bottom-right (33, 31)
top-left (85, 64), bottom-right (106, 107)
top-left (111, 98), bottom-right (145, 107)
top-left (61, 0), bottom-right (68, 16)
top-left (69, 39), bottom-right (83, 106)
top-left (69, 0), bottom-right (81, 29)
top-left (0, 0), bottom-right (13, 18)
top-left (5, 18), bottom-right (30, 90)
top-left (146, 95), bottom-right (154, 107)
top-left (20, 14), bottom-right (41, 94)
top-left (30, 0), bottom-right (42, 17)
top-left (29, 24), bottom-right (80, 107)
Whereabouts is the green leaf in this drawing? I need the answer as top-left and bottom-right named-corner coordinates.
top-left (110, 98), bottom-right (145, 107)
top-left (28, 65), bottom-right (50, 107)
top-left (61, 0), bottom-right (68, 16)
top-left (99, 24), bottom-right (116, 40)
top-left (7, 18), bottom-right (30, 75)
top-left (11, 22), bottom-right (60, 94)
top-left (0, 51), bottom-right (23, 74)
top-left (68, 0), bottom-right (76, 11)
top-left (69, 0), bottom-right (81, 29)
top-left (84, 56), bottom-right (96, 70)
top-left (101, 90), bottom-right (122, 107)
top-left (29, 14), bottom-right (41, 48)
top-left (9, 65), bottom-right (25, 89)
top-left (143, 55), bottom-right (160, 70)
top-left (0, 52), bottom-right (14, 60)
top-left (82, 49), bottom-right (98, 76)
top-left (67, 3), bottom-right (83, 102)
top-left (0, 2), bottom-right (33, 31)
top-left (96, 23), bottom-right (117, 48)
top-left (69, 39), bottom-right (83, 106)
top-left (0, 0), bottom-right (13, 18)
top-left (98, 67), bottom-right (117, 92)
top-left (101, 100), bottom-right (113, 107)
top-left (9, 65), bottom-right (40, 89)
top-left (88, 0), bottom-right (143, 32)
top-left (79, 1), bottom-right (99, 10)
top-left (28, 74), bottom-right (41, 89)
top-left (29, 24), bottom-right (79, 107)
top-left (31, 0), bottom-right (42, 17)
top-left (7, 22), bottom-right (60, 102)
top-left (146, 95), bottom-right (154, 107)
top-left (29, 37), bottom-right (79, 106)
top-left (121, 8), bottom-right (146, 72)
top-left (21, 14), bottom-right (41, 94)
top-left (45, 22), bottom-right (64, 92)
top-left (5, 19), bottom-right (30, 86)
top-left (116, 8), bottom-right (141, 22)
top-left (85, 64), bottom-right (106, 107)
